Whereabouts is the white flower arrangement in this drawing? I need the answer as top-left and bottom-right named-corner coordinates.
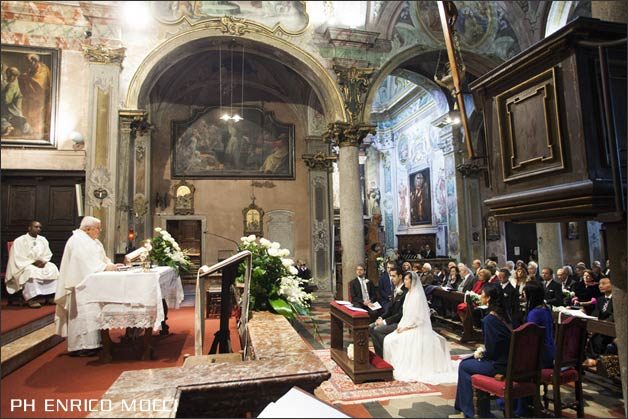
top-left (473, 346), bottom-right (486, 359)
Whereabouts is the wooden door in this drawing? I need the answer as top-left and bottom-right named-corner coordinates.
top-left (1, 170), bottom-right (85, 270)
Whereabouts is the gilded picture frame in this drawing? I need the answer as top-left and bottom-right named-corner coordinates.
top-left (1, 45), bottom-right (60, 148)
top-left (243, 200), bottom-right (264, 237)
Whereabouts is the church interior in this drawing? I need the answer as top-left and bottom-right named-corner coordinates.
top-left (0, 1), bottom-right (626, 418)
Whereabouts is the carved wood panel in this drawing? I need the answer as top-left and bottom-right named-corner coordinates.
top-left (496, 68), bottom-right (565, 182)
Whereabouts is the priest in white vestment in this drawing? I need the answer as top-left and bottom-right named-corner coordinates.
top-left (5, 220), bottom-right (59, 308)
top-left (54, 216), bottom-right (120, 355)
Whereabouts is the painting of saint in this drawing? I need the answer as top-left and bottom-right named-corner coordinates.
top-left (1, 45), bottom-right (58, 147)
top-left (409, 168), bottom-right (432, 225)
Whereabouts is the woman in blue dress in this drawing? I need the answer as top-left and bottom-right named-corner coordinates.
top-left (454, 282), bottom-right (513, 418)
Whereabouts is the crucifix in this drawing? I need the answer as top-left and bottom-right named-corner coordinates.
top-left (437, 1), bottom-right (475, 159)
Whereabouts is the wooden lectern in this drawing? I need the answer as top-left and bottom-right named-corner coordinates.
top-left (329, 301), bottom-right (393, 384)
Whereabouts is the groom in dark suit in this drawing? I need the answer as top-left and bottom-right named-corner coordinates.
top-left (369, 267), bottom-right (407, 357)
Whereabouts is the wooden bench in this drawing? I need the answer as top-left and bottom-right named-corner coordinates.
top-left (431, 287), bottom-right (483, 343)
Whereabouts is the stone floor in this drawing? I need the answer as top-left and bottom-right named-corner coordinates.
top-left (292, 302), bottom-right (625, 418)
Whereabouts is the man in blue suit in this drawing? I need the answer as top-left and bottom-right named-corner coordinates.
top-left (378, 260), bottom-right (396, 313)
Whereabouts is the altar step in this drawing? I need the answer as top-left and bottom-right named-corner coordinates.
top-left (1, 323), bottom-right (63, 378)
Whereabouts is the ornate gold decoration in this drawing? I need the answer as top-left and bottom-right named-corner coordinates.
top-left (83, 44), bottom-right (126, 65)
top-left (333, 65), bottom-right (375, 124)
top-left (301, 152), bottom-right (337, 171)
top-left (323, 122), bottom-right (376, 148)
top-left (243, 197), bottom-right (264, 237)
top-left (173, 179), bottom-right (195, 215)
top-left (133, 193), bottom-right (149, 218)
top-left (219, 15), bottom-right (250, 36)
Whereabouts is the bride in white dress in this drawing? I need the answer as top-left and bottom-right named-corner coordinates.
top-left (383, 271), bottom-right (459, 384)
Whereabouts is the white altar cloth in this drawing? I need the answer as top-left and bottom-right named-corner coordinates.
top-left (75, 266), bottom-right (183, 332)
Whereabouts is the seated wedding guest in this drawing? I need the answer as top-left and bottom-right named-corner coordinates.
top-left (471, 259), bottom-right (482, 276)
top-left (498, 268), bottom-right (520, 327)
top-left (419, 262), bottom-right (433, 287)
top-left (378, 261), bottom-right (396, 313)
top-left (412, 262), bottom-right (422, 274)
top-left (432, 265), bottom-right (445, 285)
top-left (420, 244), bottom-right (434, 259)
top-left (444, 265), bottom-right (462, 290)
top-left (55, 216), bottom-right (123, 357)
top-left (499, 281), bottom-right (555, 417)
top-left (400, 261), bottom-right (412, 274)
top-left (541, 267), bottom-right (564, 307)
top-left (527, 261), bottom-right (541, 282)
top-left (591, 260), bottom-right (606, 281)
top-left (383, 271), bottom-right (458, 383)
top-left (369, 267), bottom-right (406, 357)
top-left (5, 220), bottom-right (60, 308)
top-left (455, 283), bottom-right (513, 418)
top-left (457, 268), bottom-right (490, 322)
top-left (574, 269), bottom-right (602, 315)
top-left (514, 266), bottom-right (529, 300)
top-left (584, 277), bottom-right (614, 367)
top-left (295, 260), bottom-right (316, 293)
top-left (557, 266), bottom-right (576, 296)
top-left (456, 264), bottom-right (476, 293)
top-left (349, 264), bottom-right (382, 322)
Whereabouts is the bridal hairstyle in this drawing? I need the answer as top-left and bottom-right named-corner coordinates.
top-left (483, 282), bottom-right (511, 325)
top-left (523, 281), bottom-right (546, 317)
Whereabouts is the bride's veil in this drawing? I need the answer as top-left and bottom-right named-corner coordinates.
top-left (398, 271), bottom-right (433, 329)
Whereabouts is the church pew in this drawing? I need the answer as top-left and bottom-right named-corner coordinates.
top-left (431, 287), bottom-right (482, 343)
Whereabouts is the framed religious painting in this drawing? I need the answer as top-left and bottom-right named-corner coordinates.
top-left (171, 105), bottom-right (295, 179)
top-left (409, 168), bottom-right (432, 225)
top-left (1, 45), bottom-right (60, 148)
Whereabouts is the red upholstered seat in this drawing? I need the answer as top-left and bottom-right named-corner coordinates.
top-left (471, 374), bottom-right (537, 397)
top-left (541, 367), bottom-right (578, 384)
top-left (471, 322), bottom-right (545, 418)
top-left (540, 316), bottom-right (587, 418)
top-left (369, 350), bottom-right (393, 370)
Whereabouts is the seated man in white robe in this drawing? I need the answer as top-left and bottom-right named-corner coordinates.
top-left (54, 216), bottom-right (122, 357)
top-left (5, 220), bottom-right (60, 308)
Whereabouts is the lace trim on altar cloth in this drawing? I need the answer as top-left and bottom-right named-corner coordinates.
top-left (98, 307), bottom-right (159, 330)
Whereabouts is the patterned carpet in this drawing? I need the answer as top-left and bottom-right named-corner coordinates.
top-left (312, 349), bottom-right (440, 404)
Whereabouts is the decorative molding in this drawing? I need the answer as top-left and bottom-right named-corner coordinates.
top-left (133, 193), bottom-right (148, 218)
top-left (323, 27), bottom-right (380, 48)
top-left (130, 114), bottom-right (153, 138)
top-left (333, 64), bottom-right (375, 124)
top-left (456, 159), bottom-right (487, 177)
top-left (219, 15), bottom-right (251, 36)
top-left (251, 180), bottom-right (276, 189)
top-left (86, 167), bottom-right (114, 209)
top-left (312, 220), bottom-right (328, 251)
top-left (135, 136), bottom-right (148, 161)
top-left (323, 122), bottom-right (376, 148)
top-left (302, 152), bottom-right (337, 171)
top-left (83, 44), bottom-right (126, 65)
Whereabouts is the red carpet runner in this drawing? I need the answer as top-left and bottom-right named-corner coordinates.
top-left (1, 307), bottom-right (240, 418)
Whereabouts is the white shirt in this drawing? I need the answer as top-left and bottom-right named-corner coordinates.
top-left (358, 277), bottom-right (369, 302)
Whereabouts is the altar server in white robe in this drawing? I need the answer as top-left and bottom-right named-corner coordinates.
top-left (6, 220), bottom-right (59, 308)
top-left (55, 216), bottom-right (120, 355)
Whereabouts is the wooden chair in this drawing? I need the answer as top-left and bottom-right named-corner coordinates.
top-left (471, 322), bottom-right (545, 418)
top-left (541, 316), bottom-right (588, 418)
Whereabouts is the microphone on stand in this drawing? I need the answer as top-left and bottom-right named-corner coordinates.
top-left (203, 231), bottom-right (239, 249)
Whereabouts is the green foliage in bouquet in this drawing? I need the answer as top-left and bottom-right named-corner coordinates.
top-left (237, 235), bottom-right (314, 320)
top-left (147, 228), bottom-right (192, 274)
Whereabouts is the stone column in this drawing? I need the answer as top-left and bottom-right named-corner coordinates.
top-left (536, 223), bottom-right (564, 271)
top-left (325, 122), bottom-right (375, 299)
top-left (302, 137), bottom-right (337, 300)
top-left (83, 45), bottom-right (125, 257)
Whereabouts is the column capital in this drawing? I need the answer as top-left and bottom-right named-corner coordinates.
top-left (302, 152), bottom-right (337, 171)
top-left (83, 44), bottom-right (126, 65)
top-left (333, 64), bottom-right (375, 124)
top-left (323, 122), bottom-right (376, 148)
